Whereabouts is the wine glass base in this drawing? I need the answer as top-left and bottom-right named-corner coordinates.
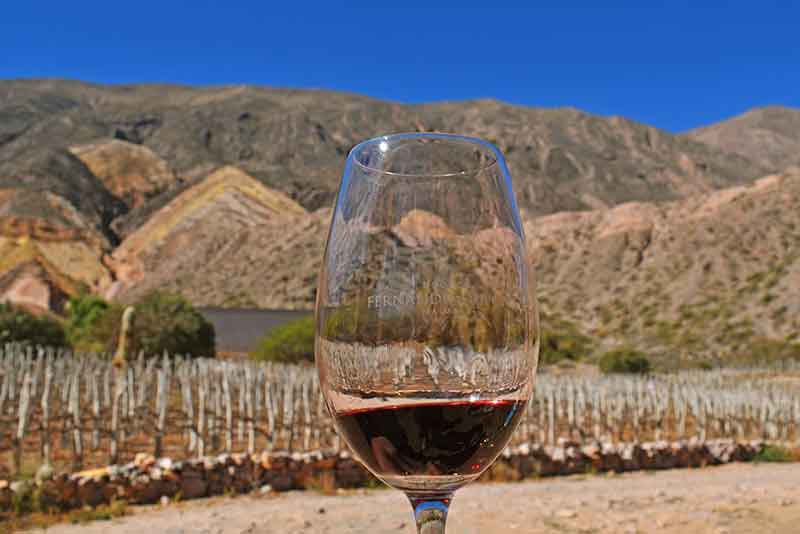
top-left (408, 493), bottom-right (453, 534)
top-left (381, 473), bottom-right (478, 494)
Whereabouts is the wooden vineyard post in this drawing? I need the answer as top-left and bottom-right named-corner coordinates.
top-left (245, 365), bottom-right (255, 455)
top-left (547, 388), bottom-right (556, 446)
top-left (41, 359), bottom-right (53, 464)
top-left (538, 390), bottom-right (546, 444)
top-left (254, 367), bottom-right (263, 448)
top-left (265, 375), bottom-right (276, 451)
top-left (222, 365), bottom-right (233, 453)
top-left (181, 364), bottom-right (198, 453)
top-left (210, 376), bottom-right (221, 452)
top-left (91, 372), bottom-right (101, 450)
top-left (69, 367), bottom-right (83, 471)
top-left (237, 369), bottom-right (245, 445)
top-left (284, 377), bottom-right (296, 452)
top-left (302, 377), bottom-right (311, 451)
top-left (196, 362), bottom-right (207, 459)
top-left (13, 370), bottom-right (31, 477)
top-left (564, 382), bottom-right (574, 442)
top-left (314, 376), bottom-right (325, 449)
top-left (110, 367), bottom-right (126, 465)
top-left (154, 364), bottom-right (168, 458)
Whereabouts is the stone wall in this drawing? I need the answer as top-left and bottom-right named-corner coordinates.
top-left (0, 439), bottom-right (769, 513)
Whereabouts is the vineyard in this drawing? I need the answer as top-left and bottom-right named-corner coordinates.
top-left (1, 344), bottom-right (799, 478)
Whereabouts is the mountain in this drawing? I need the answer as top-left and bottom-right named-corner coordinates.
top-left (69, 139), bottom-right (180, 210)
top-left (0, 147), bottom-right (126, 242)
top-left (0, 189), bottom-right (110, 312)
top-left (109, 166), bottom-right (800, 363)
top-left (1, 79), bottom-right (798, 363)
top-left (686, 106), bottom-right (800, 170)
top-left (107, 165), bottom-right (309, 306)
top-left (0, 79), bottom-right (767, 221)
top-left (527, 166), bottom-right (800, 363)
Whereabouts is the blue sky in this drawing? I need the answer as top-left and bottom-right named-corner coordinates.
top-left (2, 1), bottom-right (798, 132)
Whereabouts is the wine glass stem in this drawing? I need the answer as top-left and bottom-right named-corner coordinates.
top-left (408, 493), bottom-right (452, 534)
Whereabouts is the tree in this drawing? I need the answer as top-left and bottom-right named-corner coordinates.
top-left (64, 294), bottom-right (109, 351)
top-left (538, 315), bottom-right (594, 365)
top-left (0, 302), bottom-right (67, 347)
top-left (598, 347), bottom-right (652, 374)
top-left (251, 315), bottom-right (315, 364)
top-left (90, 292), bottom-right (216, 358)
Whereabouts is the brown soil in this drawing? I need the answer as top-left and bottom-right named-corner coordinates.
top-left (34, 462), bottom-right (800, 534)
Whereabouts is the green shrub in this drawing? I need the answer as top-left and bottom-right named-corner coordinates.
top-left (733, 337), bottom-right (800, 366)
top-left (68, 499), bottom-right (128, 523)
top-left (538, 317), bottom-right (593, 365)
top-left (598, 347), bottom-right (652, 374)
top-left (90, 292), bottom-right (215, 358)
top-left (65, 294), bottom-right (109, 351)
top-left (692, 360), bottom-right (714, 371)
top-left (754, 444), bottom-right (794, 463)
top-left (0, 303), bottom-right (67, 347)
top-left (251, 315), bottom-right (315, 364)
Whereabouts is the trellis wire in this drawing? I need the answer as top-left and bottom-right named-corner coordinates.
top-left (0, 343), bottom-right (798, 476)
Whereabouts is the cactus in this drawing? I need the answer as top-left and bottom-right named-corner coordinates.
top-left (112, 306), bottom-right (136, 368)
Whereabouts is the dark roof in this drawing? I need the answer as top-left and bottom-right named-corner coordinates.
top-left (199, 308), bottom-right (311, 353)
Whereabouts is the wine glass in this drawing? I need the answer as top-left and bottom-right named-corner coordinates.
top-left (315, 133), bottom-right (539, 533)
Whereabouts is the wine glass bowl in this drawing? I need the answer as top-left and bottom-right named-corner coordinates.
top-left (315, 133), bottom-right (539, 532)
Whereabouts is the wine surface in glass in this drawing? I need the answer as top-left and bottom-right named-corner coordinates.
top-left (334, 397), bottom-right (526, 492)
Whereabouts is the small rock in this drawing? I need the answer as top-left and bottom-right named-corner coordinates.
top-left (555, 509), bottom-right (577, 519)
top-left (317, 507), bottom-right (326, 514)
top-left (10, 480), bottom-right (32, 497)
top-left (108, 465), bottom-right (124, 479)
top-left (36, 463), bottom-right (54, 483)
top-left (135, 453), bottom-right (156, 470)
top-left (780, 498), bottom-right (794, 507)
top-left (203, 458), bottom-right (218, 470)
top-left (157, 458), bottom-right (174, 471)
top-left (160, 495), bottom-right (170, 507)
top-left (259, 484), bottom-right (272, 495)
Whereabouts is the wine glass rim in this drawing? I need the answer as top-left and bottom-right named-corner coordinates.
top-left (349, 132), bottom-right (501, 178)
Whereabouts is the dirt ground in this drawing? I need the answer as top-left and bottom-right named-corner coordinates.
top-left (35, 463), bottom-right (800, 534)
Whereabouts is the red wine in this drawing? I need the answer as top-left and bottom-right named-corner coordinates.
top-left (334, 399), bottom-right (525, 484)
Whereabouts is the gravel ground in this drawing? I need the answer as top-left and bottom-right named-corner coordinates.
top-left (37, 463), bottom-right (800, 534)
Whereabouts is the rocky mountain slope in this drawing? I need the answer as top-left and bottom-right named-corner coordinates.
top-left (129, 167), bottom-right (800, 362)
top-left (107, 165), bottom-right (309, 306)
top-left (0, 188), bottom-right (111, 312)
top-left (1, 79), bottom-right (798, 361)
top-left (686, 105), bottom-right (800, 170)
top-left (0, 79), bottom-right (766, 221)
top-left (528, 166), bottom-right (800, 362)
top-left (69, 139), bottom-right (180, 210)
